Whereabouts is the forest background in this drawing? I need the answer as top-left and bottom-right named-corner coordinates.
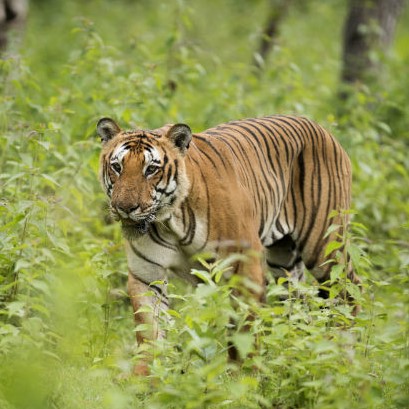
top-left (0, 0), bottom-right (408, 408)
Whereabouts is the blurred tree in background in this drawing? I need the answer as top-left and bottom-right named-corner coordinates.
top-left (254, 0), bottom-right (406, 94)
top-left (341, 0), bottom-right (405, 90)
top-left (0, 0), bottom-right (27, 50)
top-left (252, 0), bottom-right (291, 70)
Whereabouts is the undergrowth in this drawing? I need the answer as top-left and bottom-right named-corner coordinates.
top-left (0, 0), bottom-right (408, 408)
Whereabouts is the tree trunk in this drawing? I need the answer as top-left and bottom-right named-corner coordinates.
top-left (341, 0), bottom-right (405, 85)
top-left (0, 0), bottom-right (28, 51)
top-left (253, 0), bottom-right (290, 70)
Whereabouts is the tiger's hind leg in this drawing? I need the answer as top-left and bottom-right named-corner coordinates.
top-left (265, 235), bottom-right (304, 297)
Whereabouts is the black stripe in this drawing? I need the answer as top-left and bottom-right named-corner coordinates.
top-left (226, 123), bottom-right (272, 233)
top-left (180, 201), bottom-right (196, 246)
top-left (129, 242), bottom-right (163, 268)
top-left (193, 134), bottom-right (227, 171)
top-left (130, 275), bottom-right (169, 306)
top-left (204, 131), bottom-right (252, 187)
top-left (149, 223), bottom-right (177, 251)
top-left (250, 120), bottom-right (287, 199)
top-left (210, 126), bottom-right (269, 221)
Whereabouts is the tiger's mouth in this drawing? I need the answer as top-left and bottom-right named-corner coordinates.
top-left (122, 219), bottom-right (149, 233)
top-left (120, 214), bottom-right (155, 239)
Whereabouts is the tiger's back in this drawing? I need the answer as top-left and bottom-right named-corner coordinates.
top-left (184, 115), bottom-right (352, 284)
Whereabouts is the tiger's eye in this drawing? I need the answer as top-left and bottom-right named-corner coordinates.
top-left (111, 162), bottom-right (121, 174)
top-left (145, 165), bottom-right (158, 177)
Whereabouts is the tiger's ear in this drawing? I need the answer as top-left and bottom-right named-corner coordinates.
top-left (97, 118), bottom-right (121, 144)
top-left (167, 124), bottom-right (192, 153)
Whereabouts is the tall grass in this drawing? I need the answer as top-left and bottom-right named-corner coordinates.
top-left (0, 0), bottom-right (408, 408)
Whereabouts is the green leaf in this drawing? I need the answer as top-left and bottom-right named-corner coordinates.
top-left (6, 301), bottom-right (26, 318)
top-left (150, 280), bottom-right (166, 286)
top-left (137, 305), bottom-right (154, 314)
top-left (230, 333), bottom-right (254, 359)
top-left (41, 173), bottom-right (61, 187)
top-left (328, 209), bottom-right (339, 219)
top-left (166, 309), bottom-right (181, 318)
top-left (329, 284), bottom-right (342, 299)
top-left (325, 240), bottom-right (343, 257)
top-left (330, 264), bottom-right (345, 282)
top-left (134, 324), bottom-right (152, 332)
top-left (31, 279), bottom-right (50, 296)
top-left (191, 269), bottom-right (214, 285)
top-left (346, 282), bottom-right (362, 301)
top-left (324, 224), bottom-right (341, 238)
top-left (348, 244), bottom-right (362, 267)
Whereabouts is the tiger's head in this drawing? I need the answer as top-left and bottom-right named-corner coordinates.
top-left (97, 118), bottom-right (191, 239)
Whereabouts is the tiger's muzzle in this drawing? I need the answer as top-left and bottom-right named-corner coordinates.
top-left (121, 216), bottom-right (153, 236)
top-left (111, 205), bottom-right (156, 238)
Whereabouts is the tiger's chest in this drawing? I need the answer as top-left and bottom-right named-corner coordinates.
top-left (125, 210), bottom-right (209, 283)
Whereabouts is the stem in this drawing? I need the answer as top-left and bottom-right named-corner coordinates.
top-left (101, 281), bottom-right (111, 358)
top-left (364, 292), bottom-right (375, 358)
top-left (342, 211), bottom-right (349, 304)
top-left (8, 212), bottom-right (30, 302)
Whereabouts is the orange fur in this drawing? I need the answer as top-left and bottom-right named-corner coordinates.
top-left (97, 115), bottom-right (360, 374)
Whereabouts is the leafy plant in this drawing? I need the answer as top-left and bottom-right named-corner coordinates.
top-left (0, 1), bottom-right (408, 408)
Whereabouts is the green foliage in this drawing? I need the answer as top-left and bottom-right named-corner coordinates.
top-left (1, 0), bottom-right (408, 408)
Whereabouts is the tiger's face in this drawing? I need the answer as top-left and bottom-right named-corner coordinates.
top-left (97, 118), bottom-right (192, 239)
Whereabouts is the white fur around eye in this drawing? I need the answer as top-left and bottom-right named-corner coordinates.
top-left (111, 143), bottom-right (130, 169)
top-left (143, 147), bottom-right (161, 177)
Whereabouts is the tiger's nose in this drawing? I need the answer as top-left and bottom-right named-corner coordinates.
top-left (115, 205), bottom-right (139, 218)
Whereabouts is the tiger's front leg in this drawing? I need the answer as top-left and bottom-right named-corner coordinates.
top-left (123, 235), bottom-right (183, 375)
top-left (127, 270), bottom-right (168, 375)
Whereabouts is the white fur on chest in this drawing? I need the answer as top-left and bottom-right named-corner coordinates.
top-left (125, 212), bottom-right (208, 285)
top-left (167, 209), bottom-right (208, 254)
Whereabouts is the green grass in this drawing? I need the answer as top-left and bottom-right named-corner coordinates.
top-left (1, 0), bottom-right (408, 408)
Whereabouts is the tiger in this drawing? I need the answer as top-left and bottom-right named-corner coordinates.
top-left (97, 114), bottom-right (360, 375)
